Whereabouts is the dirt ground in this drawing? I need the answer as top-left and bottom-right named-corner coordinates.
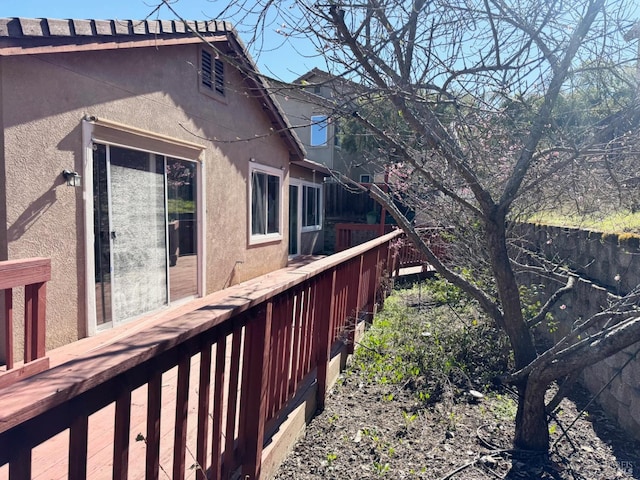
top-left (274, 363), bottom-right (640, 480)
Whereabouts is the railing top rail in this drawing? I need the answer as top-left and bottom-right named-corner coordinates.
top-left (0, 257), bottom-right (51, 290)
top-left (0, 231), bottom-right (401, 434)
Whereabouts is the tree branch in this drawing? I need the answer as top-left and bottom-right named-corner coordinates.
top-left (527, 276), bottom-right (575, 328)
top-left (369, 184), bottom-right (505, 327)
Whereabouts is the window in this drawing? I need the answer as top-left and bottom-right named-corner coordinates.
top-left (201, 49), bottom-right (224, 96)
top-left (302, 184), bottom-right (322, 229)
top-left (310, 115), bottom-right (328, 147)
top-left (359, 174), bottom-right (372, 183)
top-left (250, 164), bottom-right (283, 243)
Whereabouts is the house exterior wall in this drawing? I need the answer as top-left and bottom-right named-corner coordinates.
top-left (276, 91), bottom-right (335, 169)
top-left (0, 43), bottom-right (291, 350)
top-left (275, 81), bottom-right (381, 182)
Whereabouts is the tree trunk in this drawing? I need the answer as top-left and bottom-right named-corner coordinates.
top-left (484, 216), bottom-right (537, 370)
top-left (514, 375), bottom-right (549, 452)
top-left (484, 215), bottom-right (550, 451)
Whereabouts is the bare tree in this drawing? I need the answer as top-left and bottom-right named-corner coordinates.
top-left (164, 0), bottom-right (640, 454)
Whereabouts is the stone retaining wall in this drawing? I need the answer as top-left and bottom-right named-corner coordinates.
top-left (516, 223), bottom-right (640, 441)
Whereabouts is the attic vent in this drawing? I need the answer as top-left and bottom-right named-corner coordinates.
top-left (201, 49), bottom-right (224, 96)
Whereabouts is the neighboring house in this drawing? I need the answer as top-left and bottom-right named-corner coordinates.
top-left (273, 69), bottom-right (389, 251)
top-left (278, 68), bottom-right (383, 183)
top-left (0, 17), bottom-right (326, 354)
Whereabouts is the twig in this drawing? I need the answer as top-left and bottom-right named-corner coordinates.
top-left (551, 346), bottom-right (639, 448)
top-left (437, 458), bottom-right (479, 480)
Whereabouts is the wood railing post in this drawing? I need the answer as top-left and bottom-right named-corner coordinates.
top-left (316, 270), bottom-right (337, 410)
top-left (146, 369), bottom-right (162, 480)
top-left (0, 258), bottom-right (50, 387)
top-left (113, 388), bottom-right (132, 480)
top-left (172, 352), bottom-right (190, 480)
top-left (240, 303), bottom-right (272, 480)
top-left (195, 342), bottom-right (212, 480)
top-left (3, 288), bottom-right (13, 369)
top-left (373, 245), bottom-right (382, 311)
top-left (9, 446), bottom-right (31, 480)
top-left (68, 414), bottom-right (89, 480)
top-left (348, 256), bottom-right (365, 354)
top-left (24, 282), bottom-right (47, 363)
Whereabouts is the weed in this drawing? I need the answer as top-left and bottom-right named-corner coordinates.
top-left (326, 452), bottom-right (337, 465)
top-left (373, 461), bottom-right (390, 475)
top-left (402, 410), bottom-right (418, 427)
top-left (492, 394), bottom-right (518, 421)
top-left (354, 280), bottom-right (510, 407)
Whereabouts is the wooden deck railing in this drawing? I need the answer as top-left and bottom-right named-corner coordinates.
top-left (393, 227), bottom-right (448, 274)
top-left (335, 223), bottom-right (395, 252)
top-left (0, 231), bottom-right (401, 480)
top-left (0, 258), bottom-right (51, 388)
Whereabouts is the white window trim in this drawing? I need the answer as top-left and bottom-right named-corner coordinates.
top-left (249, 162), bottom-right (284, 245)
top-left (289, 180), bottom-right (302, 258)
top-left (82, 119), bottom-right (206, 336)
top-left (300, 180), bottom-right (322, 232)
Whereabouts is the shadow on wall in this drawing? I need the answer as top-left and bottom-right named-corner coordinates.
top-left (7, 183), bottom-right (58, 242)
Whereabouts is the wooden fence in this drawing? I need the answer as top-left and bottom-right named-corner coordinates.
top-left (0, 258), bottom-right (51, 388)
top-left (0, 231), bottom-right (401, 480)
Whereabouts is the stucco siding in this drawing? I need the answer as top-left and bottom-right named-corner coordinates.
top-left (1, 43), bottom-right (291, 349)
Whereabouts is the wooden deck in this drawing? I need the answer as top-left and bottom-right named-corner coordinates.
top-left (0, 233), bottom-right (402, 479)
top-left (0, 255), bottom-right (327, 480)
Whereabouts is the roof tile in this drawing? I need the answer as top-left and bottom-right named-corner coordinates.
top-left (0, 17), bottom-right (233, 41)
top-left (113, 19), bottom-right (130, 35)
top-left (93, 20), bottom-right (114, 36)
top-left (19, 18), bottom-right (45, 37)
top-left (147, 20), bottom-right (161, 35)
top-left (72, 19), bottom-right (94, 36)
top-left (132, 20), bottom-right (146, 35)
top-left (160, 20), bottom-right (174, 33)
top-left (46, 19), bottom-right (73, 36)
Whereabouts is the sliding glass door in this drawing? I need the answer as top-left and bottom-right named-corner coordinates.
top-left (93, 143), bottom-right (198, 328)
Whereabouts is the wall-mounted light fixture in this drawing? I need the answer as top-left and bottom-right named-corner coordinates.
top-left (62, 169), bottom-right (81, 187)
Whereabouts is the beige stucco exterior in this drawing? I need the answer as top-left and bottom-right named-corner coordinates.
top-left (274, 70), bottom-right (377, 181)
top-left (0, 38), bottom-right (306, 351)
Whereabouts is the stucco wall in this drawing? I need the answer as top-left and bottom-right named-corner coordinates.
top-left (0, 43), bottom-right (292, 350)
top-left (517, 223), bottom-right (640, 441)
top-left (275, 91), bottom-right (335, 169)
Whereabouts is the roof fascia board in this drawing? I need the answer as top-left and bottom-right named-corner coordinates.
top-left (0, 34), bottom-right (228, 56)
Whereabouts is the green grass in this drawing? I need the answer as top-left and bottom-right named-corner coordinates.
top-left (529, 210), bottom-right (640, 233)
top-left (354, 279), bottom-right (511, 403)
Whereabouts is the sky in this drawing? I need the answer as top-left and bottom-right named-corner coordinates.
top-left (0, 0), bottom-right (322, 82)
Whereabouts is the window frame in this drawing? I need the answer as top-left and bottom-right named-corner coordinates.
top-left (82, 119), bottom-right (206, 336)
top-left (310, 114), bottom-right (328, 147)
top-left (249, 163), bottom-right (284, 245)
top-left (301, 182), bottom-right (322, 232)
top-left (359, 174), bottom-right (372, 183)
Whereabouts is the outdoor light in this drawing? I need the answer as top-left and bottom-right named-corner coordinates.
top-left (62, 169), bottom-right (81, 187)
